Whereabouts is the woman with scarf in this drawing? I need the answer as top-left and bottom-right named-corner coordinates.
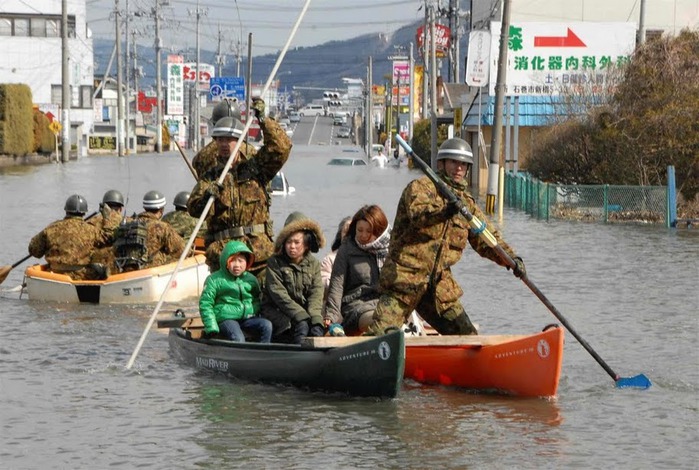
top-left (323, 205), bottom-right (391, 336)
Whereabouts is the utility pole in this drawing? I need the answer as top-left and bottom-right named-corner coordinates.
top-left (61, 0), bottom-right (70, 162)
top-left (409, 42), bottom-right (414, 139)
top-left (155, 0), bottom-right (163, 153)
top-left (366, 56), bottom-right (373, 156)
top-left (429, 3), bottom-right (438, 169)
top-left (190, 0), bottom-right (207, 153)
top-left (216, 23), bottom-right (226, 77)
top-left (132, 29), bottom-right (139, 154)
top-left (421, 2), bottom-right (429, 120)
top-left (638, 0), bottom-right (647, 45)
top-left (124, 0), bottom-right (130, 154)
top-left (115, 0), bottom-right (124, 156)
top-left (485, 0), bottom-right (512, 214)
top-left (450, 0), bottom-right (460, 83)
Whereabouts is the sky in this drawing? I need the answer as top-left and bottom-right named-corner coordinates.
top-left (85, 0), bottom-right (428, 58)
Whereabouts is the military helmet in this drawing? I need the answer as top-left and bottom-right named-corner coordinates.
top-left (102, 189), bottom-right (124, 207)
top-left (143, 190), bottom-right (166, 210)
top-left (211, 116), bottom-right (245, 139)
top-left (64, 194), bottom-right (88, 214)
top-left (211, 99), bottom-right (241, 124)
top-left (173, 191), bottom-right (190, 209)
top-left (437, 138), bottom-right (474, 165)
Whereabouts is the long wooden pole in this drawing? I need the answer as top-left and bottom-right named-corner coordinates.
top-left (126, 0), bottom-right (314, 370)
top-left (395, 134), bottom-right (651, 390)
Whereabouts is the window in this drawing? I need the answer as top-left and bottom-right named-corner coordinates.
top-left (31, 18), bottom-right (46, 37)
top-left (80, 86), bottom-right (92, 109)
top-left (0, 18), bottom-right (11, 36)
top-left (51, 84), bottom-right (62, 105)
top-left (46, 19), bottom-right (59, 37)
top-left (14, 18), bottom-right (28, 36)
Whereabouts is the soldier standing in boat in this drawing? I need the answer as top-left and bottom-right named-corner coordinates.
top-left (191, 99), bottom-right (257, 178)
top-left (162, 191), bottom-right (205, 239)
top-left (368, 138), bottom-right (526, 336)
top-left (187, 97), bottom-right (292, 278)
top-left (28, 194), bottom-right (119, 280)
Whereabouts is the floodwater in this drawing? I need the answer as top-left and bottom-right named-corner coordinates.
top-left (1, 146), bottom-right (697, 468)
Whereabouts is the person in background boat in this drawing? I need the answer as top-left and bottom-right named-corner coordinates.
top-left (188, 98), bottom-right (293, 278)
top-left (368, 138), bottom-right (526, 336)
top-left (199, 240), bottom-right (272, 343)
top-left (371, 148), bottom-right (388, 168)
top-left (320, 216), bottom-right (352, 290)
top-left (324, 205), bottom-right (391, 336)
top-left (114, 191), bottom-right (185, 272)
top-left (88, 189), bottom-right (128, 272)
top-left (162, 191), bottom-right (206, 239)
top-left (260, 211), bottom-right (326, 344)
top-left (88, 189), bottom-right (127, 232)
top-left (191, 99), bottom-right (257, 179)
top-left (28, 194), bottom-right (119, 280)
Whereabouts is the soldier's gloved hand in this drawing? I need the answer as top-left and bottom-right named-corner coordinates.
top-left (444, 200), bottom-right (461, 218)
top-left (205, 181), bottom-right (224, 200)
top-left (99, 202), bottom-right (112, 219)
top-left (512, 257), bottom-right (526, 278)
top-left (309, 324), bottom-right (326, 337)
top-left (251, 98), bottom-right (265, 121)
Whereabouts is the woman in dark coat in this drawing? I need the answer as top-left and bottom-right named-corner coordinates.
top-left (260, 211), bottom-right (326, 344)
top-left (323, 205), bottom-right (391, 336)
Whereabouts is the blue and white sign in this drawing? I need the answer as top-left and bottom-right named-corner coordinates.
top-left (209, 77), bottom-right (245, 101)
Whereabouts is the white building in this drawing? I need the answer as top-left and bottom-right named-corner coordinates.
top-left (0, 0), bottom-right (94, 157)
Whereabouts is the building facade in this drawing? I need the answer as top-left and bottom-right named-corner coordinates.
top-left (0, 0), bottom-right (94, 157)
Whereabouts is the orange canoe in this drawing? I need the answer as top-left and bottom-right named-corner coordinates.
top-left (404, 326), bottom-right (564, 397)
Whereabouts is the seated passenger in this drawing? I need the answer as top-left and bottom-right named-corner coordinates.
top-left (28, 194), bottom-right (119, 280)
top-left (162, 191), bottom-right (206, 239)
top-left (323, 205), bottom-right (391, 336)
top-left (260, 211), bottom-right (326, 344)
top-left (199, 240), bottom-right (272, 343)
top-left (113, 190), bottom-right (185, 272)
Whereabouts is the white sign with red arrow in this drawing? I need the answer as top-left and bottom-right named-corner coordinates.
top-left (488, 22), bottom-right (637, 97)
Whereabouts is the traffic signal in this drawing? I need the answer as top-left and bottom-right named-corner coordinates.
top-left (323, 91), bottom-right (340, 99)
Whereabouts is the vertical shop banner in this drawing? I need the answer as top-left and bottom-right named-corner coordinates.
top-left (167, 55), bottom-right (184, 115)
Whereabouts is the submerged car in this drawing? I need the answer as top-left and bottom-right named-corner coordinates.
top-left (327, 157), bottom-right (367, 166)
top-left (271, 171), bottom-right (296, 196)
top-left (337, 126), bottom-right (351, 138)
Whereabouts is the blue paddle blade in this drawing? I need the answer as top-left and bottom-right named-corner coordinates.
top-left (615, 374), bottom-right (652, 389)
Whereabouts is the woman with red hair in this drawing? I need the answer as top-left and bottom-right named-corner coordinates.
top-left (323, 205), bottom-right (391, 336)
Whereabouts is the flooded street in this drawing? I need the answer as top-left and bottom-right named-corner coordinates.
top-left (1, 146), bottom-right (697, 468)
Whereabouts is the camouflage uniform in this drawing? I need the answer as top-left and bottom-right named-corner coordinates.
top-left (369, 173), bottom-right (518, 336)
top-left (127, 211), bottom-right (186, 269)
top-left (28, 214), bottom-right (119, 280)
top-left (88, 208), bottom-right (128, 269)
top-left (191, 139), bottom-right (256, 178)
top-left (188, 118), bottom-right (292, 275)
top-left (162, 209), bottom-right (205, 239)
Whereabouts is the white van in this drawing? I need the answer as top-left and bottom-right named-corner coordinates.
top-left (299, 104), bottom-right (325, 116)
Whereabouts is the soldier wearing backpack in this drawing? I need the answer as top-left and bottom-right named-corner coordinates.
top-left (114, 191), bottom-right (185, 272)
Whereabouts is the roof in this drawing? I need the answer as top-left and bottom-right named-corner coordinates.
top-left (463, 93), bottom-right (589, 127)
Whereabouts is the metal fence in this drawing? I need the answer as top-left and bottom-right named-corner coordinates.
top-left (505, 172), bottom-right (670, 226)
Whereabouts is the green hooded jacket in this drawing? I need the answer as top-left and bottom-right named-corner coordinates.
top-left (199, 240), bottom-right (260, 334)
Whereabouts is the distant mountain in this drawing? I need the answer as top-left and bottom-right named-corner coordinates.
top-left (94, 20), bottom-right (469, 98)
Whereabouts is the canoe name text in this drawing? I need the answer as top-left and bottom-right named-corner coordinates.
top-left (196, 356), bottom-right (229, 371)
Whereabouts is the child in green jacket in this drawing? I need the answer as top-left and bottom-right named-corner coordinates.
top-left (199, 240), bottom-right (272, 342)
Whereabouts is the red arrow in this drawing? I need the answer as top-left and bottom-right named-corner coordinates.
top-left (534, 28), bottom-right (586, 47)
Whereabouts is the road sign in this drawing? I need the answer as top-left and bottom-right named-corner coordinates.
top-left (465, 30), bottom-right (491, 87)
top-left (49, 121), bottom-right (62, 135)
top-left (488, 22), bottom-right (636, 96)
top-left (209, 77), bottom-right (245, 101)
